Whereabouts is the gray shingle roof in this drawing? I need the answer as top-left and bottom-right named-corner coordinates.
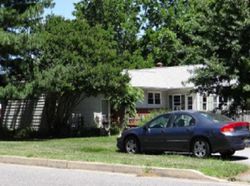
top-left (127, 65), bottom-right (201, 90)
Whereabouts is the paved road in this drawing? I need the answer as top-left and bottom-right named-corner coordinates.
top-left (0, 163), bottom-right (248, 186)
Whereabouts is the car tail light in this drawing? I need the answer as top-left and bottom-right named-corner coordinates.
top-left (220, 122), bottom-right (250, 133)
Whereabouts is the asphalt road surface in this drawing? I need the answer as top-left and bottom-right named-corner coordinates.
top-left (0, 163), bottom-right (248, 186)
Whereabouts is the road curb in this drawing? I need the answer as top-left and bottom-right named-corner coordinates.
top-left (0, 156), bottom-right (225, 182)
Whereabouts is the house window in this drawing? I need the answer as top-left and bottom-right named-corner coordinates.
top-left (172, 95), bottom-right (185, 110)
top-left (155, 93), bottom-right (161, 104)
top-left (188, 96), bottom-right (193, 110)
top-left (174, 95), bottom-right (181, 110)
top-left (148, 92), bottom-right (161, 105)
top-left (148, 93), bottom-right (154, 104)
top-left (181, 95), bottom-right (185, 110)
top-left (202, 96), bottom-right (207, 111)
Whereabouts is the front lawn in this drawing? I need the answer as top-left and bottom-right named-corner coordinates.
top-left (0, 136), bottom-right (248, 179)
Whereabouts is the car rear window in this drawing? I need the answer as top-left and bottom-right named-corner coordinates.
top-left (199, 112), bottom-right (233, 123)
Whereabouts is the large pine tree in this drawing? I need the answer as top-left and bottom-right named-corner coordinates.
top-left (0, 0), bottom-right (53, 99)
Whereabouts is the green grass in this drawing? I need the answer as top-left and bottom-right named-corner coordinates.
top-left (0, 136), bottom-right (248, 179)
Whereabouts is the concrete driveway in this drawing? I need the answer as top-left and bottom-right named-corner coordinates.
top-left (232, 147), bottom-right (250, 166)
top-left (214, 140), bottom-right (249, 166)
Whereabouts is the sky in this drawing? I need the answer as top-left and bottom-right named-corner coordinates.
top-left (45, 0), bottom-right (81, 19)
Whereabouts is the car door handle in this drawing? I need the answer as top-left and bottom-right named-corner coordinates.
top-left (161, 130), bottom-right (166, 134)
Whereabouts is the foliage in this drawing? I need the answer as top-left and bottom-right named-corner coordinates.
top-left (0, 0), bottom-right (53, 99)
top-left (74, 0), bottom-right (195, 68)
top-left (111, 84), bottom-right (144, 117)
top-left (110, 84), bottom-right (143, 129)
top-left (74, 0), bottom-right (141, 54)
top-left (138, 0), bottom-right (195, 66)
top-left (109, 124), bottom-right (120, 135)
top-left (74, 0), bottom-right (151, 69)
top-left (34, 16), bottom-right (130, 135)
top-left (189, 0), bottom-right (250, 112)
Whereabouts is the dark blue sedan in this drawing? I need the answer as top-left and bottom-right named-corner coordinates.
top-left (117, 111), bottom-right (250, 158)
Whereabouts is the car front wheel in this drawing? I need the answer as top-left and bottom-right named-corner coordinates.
top-left (124, 136), bottom-right (140, 154)
top-left (192, 139), bottom-right (210, 158)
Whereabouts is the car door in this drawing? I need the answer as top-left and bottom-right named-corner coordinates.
top-left (141, 114), bottom-right (171, 150)
top-left (164, 113), bottom-right (195, 151)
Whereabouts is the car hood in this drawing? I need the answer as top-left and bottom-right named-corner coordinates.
top-left (122, 127), bottom-right (143, 135)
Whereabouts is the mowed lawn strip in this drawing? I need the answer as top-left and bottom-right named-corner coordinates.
top-left (0, 136), bottom-right (248, 179)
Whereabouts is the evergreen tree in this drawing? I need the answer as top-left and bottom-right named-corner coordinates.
top-left (0, 0), bottom-right (53, 99)
top-left (36, 16), bottom-right (130, 135)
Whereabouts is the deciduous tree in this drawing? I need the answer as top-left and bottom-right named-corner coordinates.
top-left (189, 0), bottom-right (250, 113)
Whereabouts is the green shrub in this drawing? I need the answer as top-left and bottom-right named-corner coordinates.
top-left (14, 127), bottom-right (36, 139)
top-left (78, 127), bottom-right (101, 137)
top-left (0, 127), bottom-right (14, 139)
top-left (110, 123), bottom-right (120, 135)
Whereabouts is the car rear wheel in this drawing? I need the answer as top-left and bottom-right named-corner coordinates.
top-left (124, 136), bottom-right (140, 154)
top-left (220, 150), bottom-right (235, 159)
top-left (192, 139), bottom-right (210, 158)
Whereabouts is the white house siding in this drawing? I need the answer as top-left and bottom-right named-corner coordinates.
top-left (72, 95), bottom-right (110, 128)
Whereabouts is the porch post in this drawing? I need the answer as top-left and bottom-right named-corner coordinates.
top-left (196, 93), bottom-right (200, 111)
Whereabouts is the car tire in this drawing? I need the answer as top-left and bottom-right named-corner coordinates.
top-left (124, 136), bottom-right (140, 154)
top-left (220, 150), bottom-right (235, 159)
top-left (192, 138), bottom-right (210, 158)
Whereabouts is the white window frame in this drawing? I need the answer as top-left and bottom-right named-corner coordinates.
top-left (147, 92), bottom-right (162, 105)
top-left (187, 96), bottom-right (193, 110)
top-left (170, 94), bottom-right (186, 111)
top-left (202, 96), bottom-right (208, 111)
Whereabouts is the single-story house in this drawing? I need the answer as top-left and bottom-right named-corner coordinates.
top-left (0, 65), bottom-right (236, 131)
top-left (73, 65), bottom-right (230, 127)
top-left (128, 65), bottom-right (229, 113)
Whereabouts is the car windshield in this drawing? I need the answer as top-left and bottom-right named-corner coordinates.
top-left (199, 112), bottom-right (233, 123)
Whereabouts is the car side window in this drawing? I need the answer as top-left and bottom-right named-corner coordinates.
top-left (148, 114), bottom-right (170, 129)
top-left (173, 114), bottom-right (195, 128)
